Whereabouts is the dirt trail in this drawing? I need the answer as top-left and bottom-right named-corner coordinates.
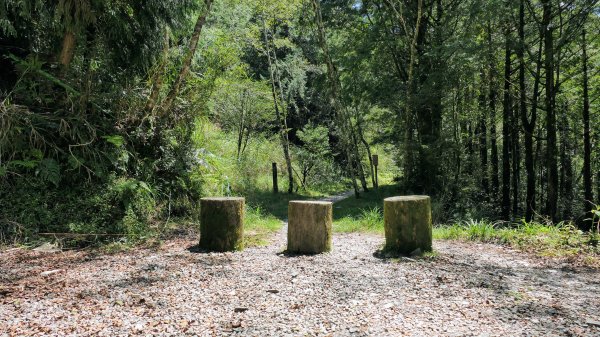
top-left (2, 223), bottom-right (599, 336)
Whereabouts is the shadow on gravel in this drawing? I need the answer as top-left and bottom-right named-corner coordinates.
top-left (371, 248), bottom-right (437, 263)
top-left (187, 244), bottom-right (209, 254)
top-left (185, 245), bottom-right (236, 266)
top-left (276, 250), bottom-right (323, 258)
top-left (186, 244), bottom-right (243, 255)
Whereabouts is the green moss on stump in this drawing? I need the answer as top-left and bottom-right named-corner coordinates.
top-left (199, 197), bottom-right (245, 252)
top-left (288, 201), bottom-right (332, 254)
top-left (384, 196), bottom-right (432, 255)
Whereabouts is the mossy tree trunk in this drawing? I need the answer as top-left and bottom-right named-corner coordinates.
top-left (199, 197), bottom-right (244, 252)
top-left (384, 196), bottom-right (432, 255)
top-left (287, 201), bottom-right (332, 254)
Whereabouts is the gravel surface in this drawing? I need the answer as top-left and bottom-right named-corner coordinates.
top-left (1, 226), bottom-right (599, 336)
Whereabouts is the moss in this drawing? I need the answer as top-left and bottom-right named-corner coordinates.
top-left (199, 197), bottom-right (245, 252)
top-left (384, 196), bottom-right (432, 255)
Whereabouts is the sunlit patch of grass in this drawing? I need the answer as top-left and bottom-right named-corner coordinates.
top-left (334, 207), bottom-right (384, 233)
top-left (244, 205), bottom-right (283, 247)
top-left (434, 219), bottom-right (600, 266)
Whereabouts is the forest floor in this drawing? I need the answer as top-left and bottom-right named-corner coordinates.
top-left (1, 222), bottom-right (600, 336)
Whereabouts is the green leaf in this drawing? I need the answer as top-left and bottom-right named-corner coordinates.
top-left (36, 158), bottom-right (61, 187)
top-left (10, 160), bottom-right (39, 169)
top-left (102, 135), bottom-right (125, 147)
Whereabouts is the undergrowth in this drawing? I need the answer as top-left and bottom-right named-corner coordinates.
top-left (434, 219), bottom-right (600, 261)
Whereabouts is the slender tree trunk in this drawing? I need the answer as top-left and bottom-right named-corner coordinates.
top-left (146, 30), bottom-right (169, 113)
top-left (537, 127), bottom-right (545, 211)
top-left (262, 18), bottom-right (294, 194)
top-left (404, 0), bottom-right (424, 190)
top-left (160, 0), bottom-right (213, 115)
top-left (582, 27), bottom-right (593, 230)
top-left (453, 87), bottom-right (462, 192)
top-left (501, 26), bottom-right (512, 221)
top-left (236, 91), bottom-right (247, 160)
top-left (597, 170), bottom-right (600, 210)
top-left (519, 0), bottom-right (539, 222)
top-left (559, 104), bottom-right (573, 219)
top-left (79, 26), bottom-right (97, 114)
top-left (542, 0), bottom-right (558, 221)
top-left (310, 0), bottom-right (360, 197)
top-left (356, 111), bottom-right (376, 188)
top-left (512, 89), bottom-right (520, 217)
top-left (351, 127), bottom-right (369, 192)
top-left (478, 70), bottom-right (489, 198)
top-left (487, 23), bottom-right (500, 200)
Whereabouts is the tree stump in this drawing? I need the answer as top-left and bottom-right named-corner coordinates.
top-left (384, 196), bottom-right (432, 255)
top-left (199, 197), bottom-right (245, 252)
top-left (287, 201), bottom-right (332, 254)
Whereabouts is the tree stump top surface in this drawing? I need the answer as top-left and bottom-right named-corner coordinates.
top-left (384, 195), bottom-right (430, 202)
top-left (289, 200), bottom-right (333, 206)
top-left (201, 197), bottom-right (245, 202)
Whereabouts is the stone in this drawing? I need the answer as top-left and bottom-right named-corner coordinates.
top-left (199, 197), bottom-right (245, 252)
top-left (287, 201), bottom-right (332, 254)
top-left (384, 195), bottom-right (432, 255)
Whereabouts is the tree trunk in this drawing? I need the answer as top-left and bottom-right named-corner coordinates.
top-left (519, 0), bottom-right (539, 222)
top-left (236, 94), bottom-right (246, 160)
top-left (559, 104), bottom-right (573, 219)
top-left (511, 86), bottom-right (520, 217)
top-left (501, 26), bottom-right (512, 221)
top-left (262, 18), bottom-right (294, 194)
top-left (487, 23), bottom-right (500, 200)
top-left (160, 0), bottom-right (212, 115)
top-left (310, 0), bottom-right (360, 197)
top-left (356, 111), bottom-right (376, 189)
top-left (404, 0), bottom-right (424, 190)
top-left (581, 27), bottom-right (594, 230)
top-left (59, 30), bottom-right (76, 69)
top-left (146, 30), bottom-right (169, 113)
top-left (351, 127), bottom-right (369, 192)
top-left (478, 70), bottom-right (489, 197)
top-left (542, 0), bottom-right (558, 221)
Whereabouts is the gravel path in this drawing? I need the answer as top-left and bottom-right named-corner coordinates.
top-left (2, 224), bottom-right (600, 336)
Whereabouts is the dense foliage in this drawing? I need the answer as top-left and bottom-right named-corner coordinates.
top-left (1, 0), bottom-right (599, 242)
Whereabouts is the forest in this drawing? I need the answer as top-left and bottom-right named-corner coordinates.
top-left (1, 0), bottom-right (599, 241)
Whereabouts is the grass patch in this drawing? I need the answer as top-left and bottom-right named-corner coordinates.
top-left (434, 219), bottom-right (600, 265)
top-left (244, 205), bottom-right (284, 247)
top-left (332, 184), bottom-right (399, 234)
top-left (334, 207), bottom-right (384, 233)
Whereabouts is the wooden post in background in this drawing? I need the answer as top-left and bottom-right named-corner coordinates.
top-left (372, 154), bottom-right (379, 189)
top-left (272, 162), bottom-right (278, 193)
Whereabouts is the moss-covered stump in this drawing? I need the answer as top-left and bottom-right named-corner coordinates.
top-left (287, 201), bottom-right (332, 254)
top-left (384, 196), bottom-right (432, 255)
top-left (199, 197), bottom-right (245, 252)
